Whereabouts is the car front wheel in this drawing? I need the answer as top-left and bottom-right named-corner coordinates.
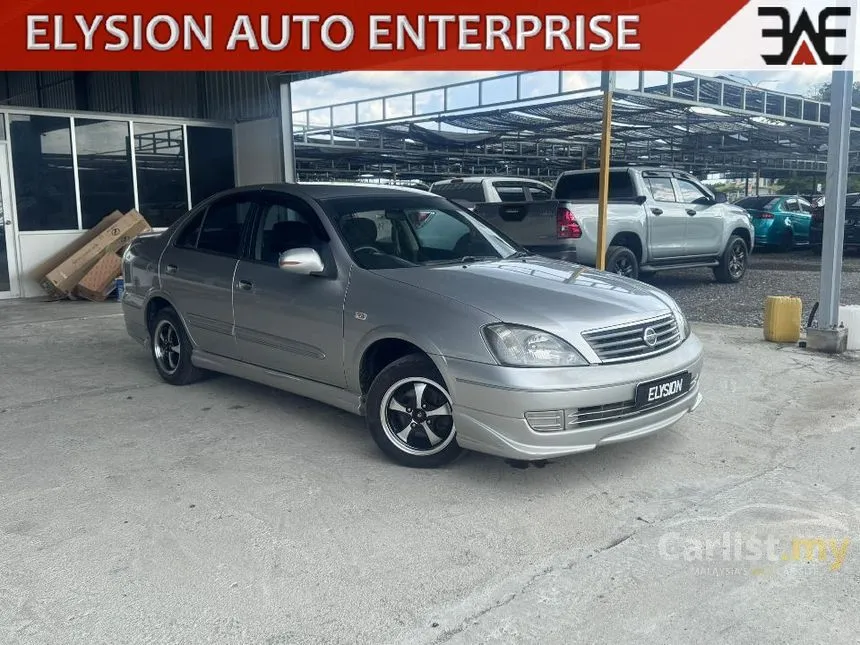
top-left (713, 235), bottom-right (749, 283)
top-left (366, 355), bottom-right (462, 468)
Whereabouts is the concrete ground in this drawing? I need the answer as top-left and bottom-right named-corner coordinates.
top-left (0, 299), bottom-right (858, 645)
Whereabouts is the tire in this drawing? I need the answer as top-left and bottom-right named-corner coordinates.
top-left (365, 354), bottom-right (463, 468)
top-left (605, 245), bottom-right (639, 280)
top-left (713, 235), bottom-right (749, 284)
top-left (149, 307), bottom-right (206, 385)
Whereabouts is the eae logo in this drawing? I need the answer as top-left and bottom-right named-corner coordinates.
top-left (759, 6), bottom-right (851, 65)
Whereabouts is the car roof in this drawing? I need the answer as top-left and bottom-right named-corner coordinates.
top-left (431, 176), bottom-right (549, 185)
top-left (557, 166), bottom-right (686, 176)
top-left (228, 182), bottom-right (436, 199)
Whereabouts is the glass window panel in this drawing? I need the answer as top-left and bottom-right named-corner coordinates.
top-left (75, 119), bottom-right (135, 229)
top-left (196, 197), bottom-right (254, 257)
top-left (187, 126), bottom-right (235, 206)
top-left (134, 122), bottom-right (188, 228)
top-left (9, 114), bottom-right (78, 231)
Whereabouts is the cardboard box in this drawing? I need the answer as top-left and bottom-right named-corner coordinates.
top-left (74, 252), bottom-right (123, 302)
top-left (41, 210), bottom-right (150, 296)
top-left (34, 211), bottom-right (124, 293)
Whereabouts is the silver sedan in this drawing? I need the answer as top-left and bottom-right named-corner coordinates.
top-left (122, 183), bottom-right (703, 467)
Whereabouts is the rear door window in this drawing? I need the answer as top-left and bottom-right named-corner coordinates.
top-left (553, 170), bottom-right (636, 200)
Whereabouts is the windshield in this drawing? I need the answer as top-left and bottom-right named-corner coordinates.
top-left (323, 195), bottom-right (524, 270)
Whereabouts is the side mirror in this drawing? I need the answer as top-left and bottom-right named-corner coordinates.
top-left (279, 248), bottom-right (324, 275)
top-left (714, 192), bottom-right (728, 204)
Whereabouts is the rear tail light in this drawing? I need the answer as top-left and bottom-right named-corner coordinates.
top-left (556, 207), bottom-right (582, 239)
top-left (757, 212), bottom-right (775, 220)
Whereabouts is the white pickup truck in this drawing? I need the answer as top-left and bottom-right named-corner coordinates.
top-left (450, 167), bottom-right (755, 283)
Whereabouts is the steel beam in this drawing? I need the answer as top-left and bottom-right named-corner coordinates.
top-left (818, 70), bottom-right (853, 329)
top-left (280, 81), bottom-right (296, 183)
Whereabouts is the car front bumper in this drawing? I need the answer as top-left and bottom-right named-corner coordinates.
top-left (444, 334), bottom-right (704, 461)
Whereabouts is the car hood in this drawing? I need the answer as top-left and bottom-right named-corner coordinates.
top-left (375, 256), bottom-right (677, 343)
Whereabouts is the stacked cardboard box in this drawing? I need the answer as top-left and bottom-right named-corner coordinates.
top-left (40, 210), bottom-right (151, 301)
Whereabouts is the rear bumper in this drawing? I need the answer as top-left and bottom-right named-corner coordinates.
top-left (445, 334), bottom-right (704, 461)
top-left (526, 242), bottom-right (578, 263)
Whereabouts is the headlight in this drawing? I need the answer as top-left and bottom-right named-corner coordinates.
top-left (670, 304), bottom-right (690, 340)
top-left (484, 324), bottom-right (589, 367)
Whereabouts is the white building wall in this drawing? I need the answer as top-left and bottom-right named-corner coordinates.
top-left (17, 231), bottom-right (85, 298)
top-left (235, 118), bottom-right (283, 186)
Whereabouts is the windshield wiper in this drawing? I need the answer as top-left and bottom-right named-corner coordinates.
top-left (425, 255), bottom-right (496, 266)
top-left (508, 250), bottom-right (534, 259)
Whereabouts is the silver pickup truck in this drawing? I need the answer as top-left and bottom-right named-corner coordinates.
top-left (470, 167), bottom-right (755, 283)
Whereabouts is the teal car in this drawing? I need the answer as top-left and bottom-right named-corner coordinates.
top-left (735, 195), bottom-right (812, 251)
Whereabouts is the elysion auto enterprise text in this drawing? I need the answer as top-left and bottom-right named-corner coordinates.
top-left (26, 14), bottom-right (641, 52)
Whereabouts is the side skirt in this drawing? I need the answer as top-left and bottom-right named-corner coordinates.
top-left (191, 349), bottom-right (363, 417)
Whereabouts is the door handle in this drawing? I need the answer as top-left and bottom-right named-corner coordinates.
top-left (165, 264), bottom-right (177, 274)
top-left (237, 280), bottom-right (253, 291)
top-left (651, 208), bottom-right (663, 215)
top-left (687, 209), bottom-right (697, 216)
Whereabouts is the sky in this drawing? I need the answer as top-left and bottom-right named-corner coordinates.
top-left (290, 69), bottom-right (833, 129)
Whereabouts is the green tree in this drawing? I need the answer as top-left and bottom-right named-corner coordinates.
top-left (808, 82), bottom-right (860, 106)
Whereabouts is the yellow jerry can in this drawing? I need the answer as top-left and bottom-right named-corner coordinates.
top-left (763, 296), bottom-right (802, 343)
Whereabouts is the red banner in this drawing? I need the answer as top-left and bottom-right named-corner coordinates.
top-left (1, 0), bottom-right (751, 70)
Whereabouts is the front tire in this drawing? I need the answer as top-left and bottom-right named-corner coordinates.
top-left (605, 245), bottom-right (640, 280)
top-left (713, 235), bottom-right (749, 283)
top-left (366, 355), bottom-right (462, 468)
top-left (150, 307), bottom-right (205, 385)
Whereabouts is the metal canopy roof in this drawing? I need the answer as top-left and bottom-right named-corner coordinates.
top-left (291, 71), bottom-right (860, 181)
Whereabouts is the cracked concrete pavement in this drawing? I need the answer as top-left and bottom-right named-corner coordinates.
top-left (0, 299), bottom-right (858, 644)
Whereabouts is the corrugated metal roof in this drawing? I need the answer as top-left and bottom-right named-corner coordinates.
top-left (0, 71), bottom-right (333, 121)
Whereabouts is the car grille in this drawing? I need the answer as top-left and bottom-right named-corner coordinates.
top-left (581, 313), bottom-right (681, 363)
top-left (524, 374), bottom-right (698, 433)
top-left (565, 388), bottom-right (692, 429)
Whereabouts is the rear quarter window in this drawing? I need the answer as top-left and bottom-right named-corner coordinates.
top-left (554, 171), bottom-right (636, 200)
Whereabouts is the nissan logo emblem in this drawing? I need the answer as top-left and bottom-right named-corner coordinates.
top-left (643, 326), bottom-right (658, 347)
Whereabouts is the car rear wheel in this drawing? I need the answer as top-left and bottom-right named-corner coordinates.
top-left (366, 355), bottom-right (462, 468)
top-left (713, 235), bottom-right (749, 283)
top-left (150, 307), bottom-right (206, 385)
top-left (605, 245), bottom-right (639, 280)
